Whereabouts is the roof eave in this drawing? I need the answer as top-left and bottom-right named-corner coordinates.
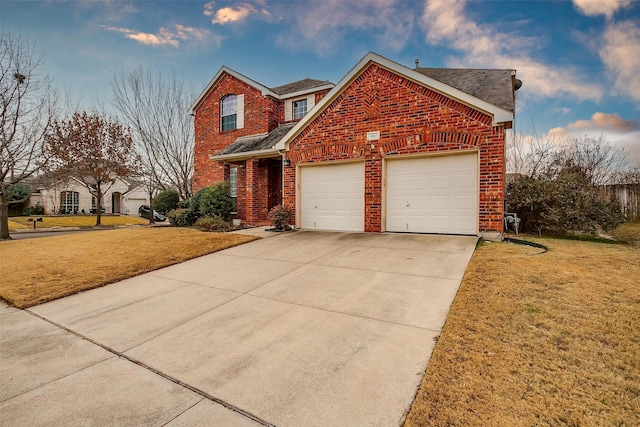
top-left (278, 84), bottom-right (335, 100)
top-left (209, 148), bottom-right (281, 162)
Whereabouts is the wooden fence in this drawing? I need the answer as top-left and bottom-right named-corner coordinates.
top-left (601, 184), bottom-right (640, 220)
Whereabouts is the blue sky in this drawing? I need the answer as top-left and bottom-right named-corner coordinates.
top-left (2, 0), bottom-right (639, 166)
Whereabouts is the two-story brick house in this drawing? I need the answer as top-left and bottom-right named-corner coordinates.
top-left (191, 52), bottom-right (519, 238)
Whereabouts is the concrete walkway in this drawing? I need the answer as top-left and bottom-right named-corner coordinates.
top-left (1, 231), bottom-right (477, 426)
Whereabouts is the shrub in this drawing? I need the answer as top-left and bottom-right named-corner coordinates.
top-left (198, 182), bottom-right (235, 220)
top-left (167, 208), bottom-right (197, 227)
top-left (188, 188), bottom-right (205, 217)
top-left (24, 203), bottom-right (44, 216)
top-left (152, 189), bottom-right (179, 215)
top-left (508, 165), bottom-right (626, 235)
top-left (268, 205), bottom-right (293, 231)
top-left (195, 216), bottom-right (230, 232)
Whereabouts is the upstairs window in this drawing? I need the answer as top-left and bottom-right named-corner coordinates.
top-left (285, 94), bottom-right (315, 121)
top-left (221, 95), bottom-right (237, 131)
top-left (293, 98), bottom-right (307, 119)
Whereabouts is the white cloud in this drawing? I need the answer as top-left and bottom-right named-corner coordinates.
top-left (599, 20), bottom-right (640, 102)
top-left (568, 112), bottom-right (640, 133)
top-left (274, 0), bottom-right (414, 56)
top-left (559, 113), bottom-right (640, 167)
top-left (421, 0), bottom-right (603, 102)
top-left (573, 0), bottom-right (632, 19)
top-left (204, 1), bottom-right (271, 24)
top-left (103, 24), bottom-right (218, 48)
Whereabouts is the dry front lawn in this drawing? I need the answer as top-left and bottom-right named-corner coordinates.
top-left (9, 215), bottom-right (149, 229)
top-left (612, 219), bottom-right (640, 247)
top-left (405, 232), bottom-right (639, 426)
top-left (0, 228), bottom-right (257, 308)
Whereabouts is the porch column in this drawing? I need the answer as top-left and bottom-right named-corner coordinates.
top-left (245, 158), bottom-right (259, 223)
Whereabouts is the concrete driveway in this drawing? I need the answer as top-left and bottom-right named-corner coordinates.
top-left (1, 231), bottom-right (477, 426)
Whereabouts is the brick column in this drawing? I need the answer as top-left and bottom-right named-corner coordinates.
top-left (365, 154), bottom-right (382, 232)
top-left (245, 159), bottom-right (259, 224)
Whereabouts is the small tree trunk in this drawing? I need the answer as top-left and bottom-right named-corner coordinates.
top-left (148, 193), bottom-right (155, 224)
top-left (0, 195), bottom-right (11, 240)
top-left (95, 187), bottom-right (103, 227)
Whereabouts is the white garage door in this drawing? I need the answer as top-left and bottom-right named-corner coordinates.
top-left (126, 198), bottom-right (147, 216)
top-left (386, 152), bottom-right (478, 235)
top-left (300, 162), bottom-right (364, 232)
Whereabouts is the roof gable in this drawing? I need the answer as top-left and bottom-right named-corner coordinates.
top-left (190, 66), bottom-right (276, 114)
top-left (275, 52), bottom-right (516, 151)
top-left (190, 69), bottom-right (334, 115)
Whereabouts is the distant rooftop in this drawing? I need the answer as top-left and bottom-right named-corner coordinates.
top-left (270, 78), bottom-right (333, 96)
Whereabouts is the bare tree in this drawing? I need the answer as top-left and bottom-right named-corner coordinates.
top-left (506, 111), bottom-right (568, 178)
top-left (558, 135), bottom-right (628, 186)
top-left (111, 67), bottom-right (194, 202)
top-left (45, 112), bottom-right (141, 226)
top-left (0, 32), bottom-right (57, 240)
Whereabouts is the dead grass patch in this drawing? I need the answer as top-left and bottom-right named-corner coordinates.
top-left (9, 215), bottom-right (149, 229)
top-left (405, 233), bottom-right (640, 426)
top-left (612, 219), bottom-right (640, 247)
top-left (7, 220), bottom-right (29, 230)
top-left (0, 228), bottom-right (257, 308)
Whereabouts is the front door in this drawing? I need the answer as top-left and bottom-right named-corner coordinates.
top-left (267, 159), bottom-right (282, 212)
top-left (112, 192), bottom-right (122, 214)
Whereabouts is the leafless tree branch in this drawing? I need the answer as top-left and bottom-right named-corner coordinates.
top-left (0, 32), bottom-right (58, 239)
top-left (111, 67), bottom-right (194, 201)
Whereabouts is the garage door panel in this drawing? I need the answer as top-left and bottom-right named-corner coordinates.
top-left (126, 198), bottom-right (147, 216)
top-left (386, 153), bottom-right (478, 235)
top-left (300, 162), bottom-right (364, 232)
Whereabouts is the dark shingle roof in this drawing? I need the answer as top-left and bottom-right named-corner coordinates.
top-left (216, 124), bottom-right (296, 156)
top-left (416, 68), bottom-right (515, 112)
top-left (270, 78), bottom-right (333, 96)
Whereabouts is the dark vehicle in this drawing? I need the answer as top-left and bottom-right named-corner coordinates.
top-left (138, 205), bottom-right (166, 222)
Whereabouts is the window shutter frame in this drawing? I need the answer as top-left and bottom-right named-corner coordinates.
top-left (307, 94), bottom-right (315, 111)
top-left (284, 100), bottom-right (293, 122)
top-left (236, 94), bottom-right (244, 129)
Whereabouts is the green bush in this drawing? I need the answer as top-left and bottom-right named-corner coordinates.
top-left (268, 205), bottom-right (293, 230)
top-left (188, 188), bottom-right (205, 217)
top-left (195, 216), bottom-right (230, 232)
top-left (152, 189), bottom-right (179, 215)
top-left (167, 208), bottom-right (197, 227)
top-left (198, 182), bottom-right (235, 220)
top-left (24, 203), bottom-right (44, 216)
top-left (507, 165), bottom-right (626, 235)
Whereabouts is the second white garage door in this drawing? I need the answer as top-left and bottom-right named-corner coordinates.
top-left (300, 162), bottom-right (364, 232)
top-left (385, 152), bottom-right (478, 235)
top-left (126, 198), bottom-right (147, 216)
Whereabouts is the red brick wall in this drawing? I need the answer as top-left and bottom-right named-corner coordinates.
top-left (193, 73), bottom-right (280, 192)
top-left (284, 63), bottom-right (506, 233)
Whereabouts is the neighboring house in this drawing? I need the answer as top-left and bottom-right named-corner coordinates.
top-left (191, 52), bottom-right (519, 238)
top-left (32, 176), bottom-right (150, 216)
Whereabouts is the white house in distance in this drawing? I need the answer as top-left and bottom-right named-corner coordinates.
top-left (30, 176), bottom-right (150, 216)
